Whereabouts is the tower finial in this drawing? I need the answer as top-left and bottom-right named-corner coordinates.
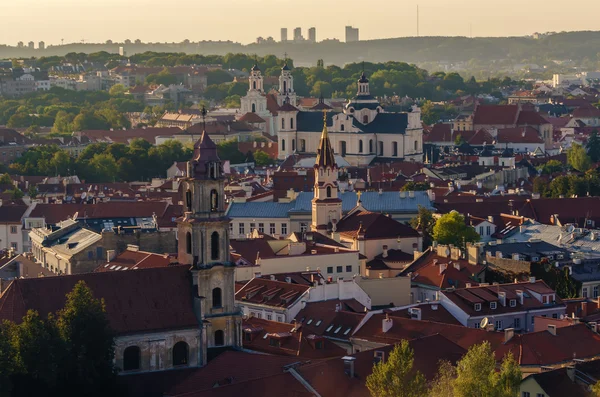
top-left (201, 105), bottom-right (207, 132)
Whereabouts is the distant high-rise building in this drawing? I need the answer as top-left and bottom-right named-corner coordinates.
top-left (28, 41), bottom-right (34, 49)
top-left (119, 46), bottom-right (125, 57)
top-left (38, 41), bottom-right (45, 50)
top-left (308, 27), bottom-right (316, 43)
top-left (293, 27), bottom-right (303, 42)
top-left (281, 28), bottom-right (288, 42)
top-left (17, 41), bottom-right (23, 48)
top-left (345, 26), bottom-right (359, 42)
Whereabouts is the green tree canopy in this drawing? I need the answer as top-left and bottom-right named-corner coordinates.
top-left (366, 340), bottom-right (427, 397)
top-left (432, 211), bottom-right (480, 247)
top-left (568, 143), bottom-right (592, 172)
top-left (587, 130), bottom-right (600, 163)
top-left (253, 150), bottom-right (275, 166)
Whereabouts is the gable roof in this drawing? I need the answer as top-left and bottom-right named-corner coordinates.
top-left (336, 210), bottom-right (420, 240)
top-left (235, 278), bottom-right (310, 309)
top-left (473, 105), bottom-right (519, 125)
top-left (527, 368), bottom-right (589, 397)
top-left (497, 126), bottom-right (544, 144)
top-left (0, 266), bottom-right (198, 335)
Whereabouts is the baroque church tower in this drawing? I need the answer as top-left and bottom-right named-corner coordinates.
top-left (178, 130), bottom-right (242, 364)
top-left (240, 63), bottom-right (268, 115)
top-left (311, 111), bottom-right (342, 234)
top-left (277, 61), bottom-right (296, 107)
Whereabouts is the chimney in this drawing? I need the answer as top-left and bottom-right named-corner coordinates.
top-left (342, 356), bottom-right (356, 378)
top-left (439, 263), bottom-right (447, 275)
top-left (486, 323), bottom-right (495, 332)
top-left (590, 322), bottom-right (598, 333)
top-left (581, 302), bottom-right (588, 318)
top-left (465, 283), bottom-right (472, 288)
top-left (254, 271), bottom-right (262, 278)
top-left (382, 314), bottom-right (393, 333)
top-left (498, 292), bottom-right (506, 307)
top-left (566, 366), bottom-right (575, 382)
top-left (106, 250), bottom-right (117, 262)
top-left (547, 324), bottom-right (557, 336)
top-left (529, 276), bottom-right (536, 284)
top-left (382, 245), bottom-right (388, 258)
top-left (270, 275), bottom-right (276, 280)
top-left (285, 277), bottom-right (291, 283)
top-left (453, 262), bottom-right (461, 271)
top-left (504, 328), bottom-right (515, 343)
top-left (516, 290), bottom-right (524, 304)
top-left (488, 216), bottom-right (494, 223)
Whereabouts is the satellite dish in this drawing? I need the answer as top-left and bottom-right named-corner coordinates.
top-left (480, 317), bottom-right (489, 329)
top-left (72, 211), bottom-right (79, 221)
top-left (81, 192), bottom-right (87, 200)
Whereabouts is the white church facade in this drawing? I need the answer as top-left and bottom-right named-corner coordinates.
top-left (239, 63), bottom-right (424, 166)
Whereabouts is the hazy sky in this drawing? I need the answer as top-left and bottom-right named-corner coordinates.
top-left (3, 0), bottom-right (600, 46)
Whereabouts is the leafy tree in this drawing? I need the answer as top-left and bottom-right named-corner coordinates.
top-left (9, 311), bottom-right (62, 395)
top-left (592, 381), bottom-right (600, 396)
top-left (432, 211), bottom-right (480, 247)
top-left (539, 159), bottom-right (564, 175)
top-left (86, 153), bottom-right (119, 182)
top-left (567, 143), bottom-right (592, 172)
top-left (28, 185), bottom-right (39, 199)
top-left (530, 261), bottom-right (580, 298)
top-left (428, 360), bottom-right (456, 397)
top-left (587, 130), bottom-right (600, 163)
top-left (453, 343), bottom-right (521, 397)
top-left (217, 139), bottom-right (245, 164)
top-left (366, 340), bottom-right (427, 397)
top-left (409, 206), bottom-right (435, 240)
top-left (454, 134), bottom-right (465, 146)
top-left (55, 280), bottom-right (117, 396)
top-left (8, 188), bottom-right (24, 200)
top-left (496, 353), bottom-right (521, 397)
top-left (401, 181), bottom-right (430, 191)
top-left (453, 342), bottom-right (498, 397)
top-left (253, 150), bottom-right (274, 166)
top-left (0, 173), bottom-right (13, 185)
top-left (0, 321), bottom-right (16, 396)
top-left (108, 84), bottom-right (127, 96)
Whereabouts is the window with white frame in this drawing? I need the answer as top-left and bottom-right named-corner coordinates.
top-left (239, 223), bottom-right (245, 236)
top-left (594, 286), bottom-right (599, 298)
top-left (269, 223), bottom-right (276, 235)
top-left (249, 222), bottom-right (256, 233)
top-left (490, 302), bottom-right (497, 310)
top-left (281, 223), bottom-right (287, 235)
top-left (474, 303), bottom-right (481, 311)
top-left (514, 318), bottom-right (520, 328)
top-left (300, 223), bottom-right (308, 232)
top-left (495, 320), bottom-right (503, 330)
top-left (486, 226), bottom-right (491, 236)
top-left (10, 226), bottom-right (17, 234)
top-left (510, 299), bottom-right (516, 307)
top-left (258, 223), bottom-right (264, 233)
top-left (583, 287), bottom-right (589, 298)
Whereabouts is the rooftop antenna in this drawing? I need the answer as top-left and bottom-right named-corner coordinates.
top-left (417, 5), bottom-right (419, 37)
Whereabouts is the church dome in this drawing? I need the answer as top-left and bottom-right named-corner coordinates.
top-left (281, 63), bottom-right (290, 71)
top-left (251, 64), bottom-right (261, 72)
top-left (358, 72), bottom-right (369, 83)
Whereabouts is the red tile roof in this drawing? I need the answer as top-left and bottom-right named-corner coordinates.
top-left (295, 334), bottom-right (467, 397)
top-left (473, 105), bottom-right (519, 125)
top-left (294, 300), bottom-right (367, 339)
top-left (423, 123), bottom-right (452, 143)
top-left (516, 197), bottom-right (600, 226)
top-left (266, 93), bottom-right (279, 115)
top-left (0, 266), bottom-right (198, 335)
top-left (0, 204), bottom-right (28, 224)
top-left (573, 104), bottom-right (600, 118)
top-left (516, 110), bottom-right (550, 126)
top-left (95, 249), bottom-right (174, 272)
top-left (497, 126), bottom-right (544, 144)
top-left (241, 317), bottom-right (347, 359)
top-left (235, 278), bottom-right (310, 309)
top-left (336, 210), bottom-right (420, 240)
top-left (238, 112), bottom-right (266, 123)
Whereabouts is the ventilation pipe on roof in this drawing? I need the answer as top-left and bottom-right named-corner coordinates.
top-left (504, 328), bottom-right (515, 343)
top-left (382, 314), bottom-right (393, 333)
top-left (547, 324), bottom-right (557, 336)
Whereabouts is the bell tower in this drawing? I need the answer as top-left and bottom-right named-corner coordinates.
top-left (277, 58), bottom-right (296, 106)
top-left (311, 110), bottom-right (342, 234)
top-left (178, 120), bottom-right (242, 364)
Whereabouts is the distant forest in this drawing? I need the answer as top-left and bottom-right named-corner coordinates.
top-left (2, 31), bottom-right (600, 76)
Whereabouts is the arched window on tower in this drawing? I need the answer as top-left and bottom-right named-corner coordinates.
top-left (414, 140), bottom-right (418, 151)
top-left (392, 141), bottom-right (398, 157)
top-left (283, 81), bottom-right (287, 93)
top-left (340, 124), bottom-right (345, 131)
top-left (210, 189), bottom-right (218, 212)
top-left (251, 103), bottom-right (256, 113)
top-left (300, 139), bottom-right (306, 152)
top-left (212, 287), bottom-right (222, 308)
top-left (211, 231), bottom-right (219, 261)
top-left (363, 115), bottom-right (369, 124)
top-left (252, 81), bottom-right (256, 90)
top-left (379, 141), bottom-right (384, 156)
top-left (359, 140), bottom-right (363, 153)
top-left (290, 118), bottom-right (294, 129)
top-left (185, 190), bottom-right (192, 212)
top-left (172, 342), bottom-right (189, 366)
top-left (186, 232), bottom-right (192, 255)
top-left (123, 346), bottom-right (141, 371)
top-left (326, 186), bottom-right (332, 198)
top-left (281, 118), bottom-right (285, 129)
top-left (281, 139), bottom-right (286, 151)
top-left (369, 139), bottom-right (374, 153)
top-left (214, 330), bottom-right (225, 346)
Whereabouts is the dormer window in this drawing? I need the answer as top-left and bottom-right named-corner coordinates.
top-left (315, 320), bottom-right (322, 326)
top-left (475, 303), bottom-right (482, 312)
top-left (340, 124), bottom-right (345, 131)
top-left (510, 299), bottom-right (516, 307)
top-left (269, 338), bottom-right (280, 347)
top-left (490, 302), bottom-right (497, 310)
